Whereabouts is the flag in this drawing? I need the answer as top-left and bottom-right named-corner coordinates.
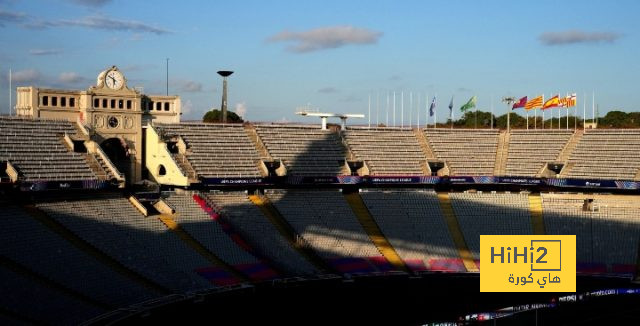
top-left (542, 95), bottom-right (559, 110)
top-left (524, 95), bottom-right (543, 110)
top-left (460, 96), bottom-right (476, 112)
top-left (448, 96), bottom-right (453, 111)
top-left (512, 96), bottom-right (527, 110)
top-left (568, 93), bottom-right (577, 107)
top-left (429, 96), bottom-right (436, 117)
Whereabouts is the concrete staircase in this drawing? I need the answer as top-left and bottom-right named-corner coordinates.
top-left (493, 130), bottom-right (510, 176)
top-left (557, 130), bottom-right (583, 177)
top-left (414, 129), bottom-right (436, 175)
top-left (173, 153), bottom-right (197, 182)
top-left (344, 192), bottom-right (409, 273)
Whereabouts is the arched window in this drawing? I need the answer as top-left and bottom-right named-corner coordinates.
top-left (94, 98), bottom-right (99, 108)
top-left (164, 102), bottom-right (170, 111)
top-left (158, 164), bottom-right (167, 176)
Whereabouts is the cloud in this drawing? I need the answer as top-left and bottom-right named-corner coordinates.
top-left (121, 63), bottom-right (157, 72)
top-left (178, 80), bottom-right (202, 92)
top-left (29, 48), bottom-right (62, 56)
top-left (27, 15), bottom-right (170, 35)
top-left (67, 0), bottom-right (112, 7)
top-left (0, 9), bottom-right (26, 26)
top-left (539, 30), bottom-right (621, 45)
top-left (234, 101), bottom-right (247, 118)
top-left (58, 72), bottom-right (85, 84)
top-left (317, 87), bottom-right (339, 94)
top-left (181, 99), bottom-right (193, 115)
top-left (267, 25), bottom-right (382, 53)
top-left (10, 69), bottom-right (42, 84)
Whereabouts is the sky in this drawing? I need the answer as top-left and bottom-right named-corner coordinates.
top-left (0, 0), bottom-right (638, 125)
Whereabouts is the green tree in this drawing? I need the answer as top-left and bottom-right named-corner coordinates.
top-left (203, 109), bottom-right (244, 123)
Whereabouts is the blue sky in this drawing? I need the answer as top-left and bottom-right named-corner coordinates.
top-left (0, 0), bottom-right (638, 124)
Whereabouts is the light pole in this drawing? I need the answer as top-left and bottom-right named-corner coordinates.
top-left (502, 97), bottom-right (516, 131)
top-left (217, 70), bottom-right (233, 123)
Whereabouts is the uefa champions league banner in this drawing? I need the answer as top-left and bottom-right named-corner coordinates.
top-left (364, 176), bottom-right (440, 185)
top-left (497, 177), bottom-right (543, 185)
top-left (20, 179), bottom-right (110, 191)
top-left (544, 178), bottom-right (640, 189)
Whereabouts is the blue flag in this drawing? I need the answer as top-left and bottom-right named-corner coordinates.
top-left (429, 96), bottom-right (436, 117)
top-left (448, 96), bottom-right (454, 111)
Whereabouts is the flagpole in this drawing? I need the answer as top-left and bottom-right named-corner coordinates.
top-left (542, 94), bottom-right (545, 129)
top-left (583, 91), bottom-right (586, 129)
top-left (401, 91), bottom-right (404, 129)
top-left (558, 92), bottom-right (560, 130)
top-left (393, 91), bottom-right (396, 127)
top-left (450, 94), bottom-right (453, 130)
top-left (409, 91), bottom-right (413, 128)
top-left (376, 91), bottom-right (380, 127)
top-left (417, 93), bottom-right (420, 128)
top-left (592, 90), bottom-right (595, 127)
top-left (368, 94), bottom-right (371, 128)
top-left (490, 95), bottom-right (494, 129)
top-left (534, 108), bottom-right (537, 130)
top-left (386, 91), bottom-right (389, 127)
top-left (9, 68), bottom-right (12, 116)
top-left (526, 110), bottom-right (529, 130)
top-left (566, 92), bottom-right (569, 130)
top-left (425, 92), bottom-right (429, 127)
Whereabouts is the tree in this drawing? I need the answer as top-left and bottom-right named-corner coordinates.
top-left (203, 109), bottom-right (243, 123)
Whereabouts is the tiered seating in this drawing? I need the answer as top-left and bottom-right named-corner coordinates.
top-left (204, 191), bottom-right (319, 276)
top-left (36, 193), bottom-right (212, 293)
top-left (424, 129), bottom-right (499, 175)
top-left (566, 129), bottom-right (640, 180)
top-left (0, 205), bottom-right (155, 307)
top-left (360, 189), bottom-right (459, 270)
top-left (343, 128), bottom-right (425, 175)
top-left (255, 125), bottom-right (346, 176)
top-left (0, 116), bottom-right (96, 181)
top-left (266, 189), bottom-right (383, 273)
top-left (157, 123), bottom-right (261, 178)
top-left (542, 194), bottom-right (640, 266)
top-left (0, 265), bottom-right (104, 325)
top-left (450, 192), bottom-right (533, 259)
top-left (163, 193), bottom-right (265, 272)
top-left (506, 130), bottom-right (573, 176)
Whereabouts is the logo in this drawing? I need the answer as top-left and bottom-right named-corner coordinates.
top-left (480, 235), bottom-right (576, 292)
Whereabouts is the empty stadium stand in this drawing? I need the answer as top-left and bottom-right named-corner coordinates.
top-left (0, 116), bottom-right (97, 181)
top-left (157, 123), bottom-right (262, 178)
top-left (424, 129), bottom-right (499, 175)
top-left (564, 129), bottom-right (640, 180)
top-left (450, 192), bottom-right (533, 260)
top-left (542, 194), bottom-right (640, 270)
top-left (255, 125), bottom-right (347, 176)
top-left (35, 193), bottom-right (213, 293)
top-left (360, 189), bottom-right (460, 271)
top-left (265, 189), bottom-right (386, 273)
top-left (204, 191), bottom-right (319, 276)
top-left (505, 130), bottom-right (573, 177)
top-left (344, 127), bottom-right (427, 175)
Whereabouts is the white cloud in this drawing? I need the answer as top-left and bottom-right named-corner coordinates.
top-left (58, 72), bottom-right (85, 84)
top-left (11, 69), bottom-right (41, 83)
top-left (0, 9), bottom-right (26, 27)
top-left (234, 101), bottom-right (247, 118)
top-left (27, 15), bottom-right (170, 35)
top-left (179, 80), bottom-right (202, 92)
top-left (68, 0), bottom-right (112, 7)
top-left (267, 25), bottom-right (382, 53)
top-left (29, 48), bottom-right (62, 56)
top-left (318, 87), bottom-right (339, 94)
top-left (539, 30), bottom-right (621, 46)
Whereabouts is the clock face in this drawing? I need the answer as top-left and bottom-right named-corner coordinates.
top-left (108, 116), bottom-right (119, 128)
top-left (105, 70), bottom-right (124, 90)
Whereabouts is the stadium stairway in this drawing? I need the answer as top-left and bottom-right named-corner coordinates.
top-left (248, 194), bottom-right (333, 273)
top-left (436, 193), bottom-right (479, 272)
top-left (155, 212), bottom-right (249, 283)
top-left (528, 193), bottom-right (546, 235)
top-left (557, 130), bottom-right (583, 177)
top-left (21, 205), bottom-right (171, 295)
top-left (344, 192), bottom-right (409, 273)
top-left (494, 130), bottom-right (509, 176)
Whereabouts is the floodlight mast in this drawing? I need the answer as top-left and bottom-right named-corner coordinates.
top-left (296, 111), bottom-right (365, 130)
top-left (217, 71), bottom-right (233, 123)
top-left (502, 96), bottom-right (516, 131)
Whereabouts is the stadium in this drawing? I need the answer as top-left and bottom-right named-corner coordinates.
top-left (1, 66), bottom-right (640, 325)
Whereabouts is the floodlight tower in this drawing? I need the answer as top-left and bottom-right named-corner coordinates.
top-left (502, 96), bottom-right (516, 131)
top-left (217, 70), bottom-right (233, 123)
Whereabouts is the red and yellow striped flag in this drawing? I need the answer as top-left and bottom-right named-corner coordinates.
top-left (524, 95), bottom-right (543, 110)
top-left (542, 95), bottom-right (560, 110)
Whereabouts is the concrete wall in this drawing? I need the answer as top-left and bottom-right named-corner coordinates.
top-left (145, 125), bottom-right (188, 186)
